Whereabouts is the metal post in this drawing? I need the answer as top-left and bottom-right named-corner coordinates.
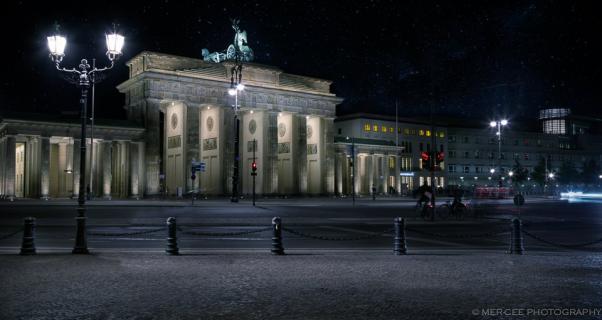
top-left (498, 123), bottom-right (502, 188)
top-left (252, 138), bottom-right (256, 206)
top-left (393, 217), bottom-right (407, 255)
top-left (351, 137), bottom-right (356, 206)
top-left (231, 92), bottom-right (240, 203)
top-left (271, 217), bottom-right (284, 255)
top-left (430, 108), bottom-right (436, 221)
top-left (166, 217), bottom-right (179, 255)
top-left (89, 58), bottom-right (96, 200)
top-left (20, 217), bottom-right (36, 255)
top-left (510, 218), bottom-right (524, 254)
top-left (73, 83), bottom-right (89, 254)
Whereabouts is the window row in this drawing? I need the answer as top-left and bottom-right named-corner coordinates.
top-left (361, 123), bottom-right (445, 138)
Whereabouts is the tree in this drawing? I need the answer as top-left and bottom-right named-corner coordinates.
top-left (557, 160), bottom-right (578, 186)
top-left (531, 157), bottom-right (546, 186)
top-left (511, 159), bottom-right (529, 186)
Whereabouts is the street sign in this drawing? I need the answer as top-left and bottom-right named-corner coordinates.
top-left (191, 162), bottom-right (206, 172)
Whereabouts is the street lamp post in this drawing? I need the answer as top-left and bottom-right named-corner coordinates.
top-left (228, 62), bottom-right (244, 203)
top-left (346, 136), bottom-right (356, 206)
top-left (490, 119), bottom-right (508, 188)
top-left (47, 26), bottom-right (124, 254)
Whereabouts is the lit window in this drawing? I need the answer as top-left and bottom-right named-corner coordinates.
top-left (439, 132), bottom-right (445, 138)
top-left (389, 157), bottom-right (395, 169)
top-left (364, 123), bottom-right (371, 131)
top-left (389, 127), bottom-right (394, 133)
top-left (382, 126), bottom-right (387, 133)
top-left (373, 124), bottom-right (378, 132)
top-left (426, 130), bottom-right (431, 137)
top-left (419, 130), bottom-right (425, 136)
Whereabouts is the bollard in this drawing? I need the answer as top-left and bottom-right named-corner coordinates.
top-left (165, 217), bottom-right (179, 255)
top-left (271, 217), bottom-right (285, 255)
top-left (393, 217), bottom-right (407, 255)
top-left (509, 218), bottom-right (524, 255)
top-left (20, 217), bottom-right (36, 255)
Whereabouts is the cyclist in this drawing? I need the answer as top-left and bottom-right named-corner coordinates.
top-left (416, 184), bottom-right (432, 210)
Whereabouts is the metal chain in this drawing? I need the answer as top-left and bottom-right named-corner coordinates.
top-left (282, 227), bottom-right (394, 241)
top-left (522, 229), bottom-right (602, 249)
top-left (405, 227), bottom-right (510, 239)
top-left (177, 226), bottom-right (272, 237)
top-left (87, 226), bottom-right (166, 237)
top-left (0, 228), bottom-right (23, 241)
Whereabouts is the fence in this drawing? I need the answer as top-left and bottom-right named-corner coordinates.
top-left (1, 216), bottom-right (601, 255)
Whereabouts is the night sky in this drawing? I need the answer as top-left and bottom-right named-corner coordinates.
top-left (2, 0), bottom-right (600, 121)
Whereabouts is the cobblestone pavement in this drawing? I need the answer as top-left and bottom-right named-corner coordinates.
top-left (1, 252), bottom-right (601, 320)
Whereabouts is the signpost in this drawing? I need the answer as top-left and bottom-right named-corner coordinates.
top-left (251, 139), bottom-right (257, 206)
top-left (191, 161), bottom-right (206, 205)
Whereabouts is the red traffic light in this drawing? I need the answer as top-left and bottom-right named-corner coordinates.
top-left (420, 152), bottom-right (430, 161)
top-left (436, 151), bottom-right (444, 162)
top-left (251, 161), bottom-right (257, 171)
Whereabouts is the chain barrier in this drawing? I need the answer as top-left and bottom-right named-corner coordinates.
top-left (0, 227), bottom-right (23, 240)
top-left (405, 227), bottom-right (510, 239)
top-left (87, 226), bottom-right (166, 237)
top-left (282, 227), bottom-right (394, 241)
top-left (177, 226), bottom-right (272, 237)
top-left (521, 229), bottom-right (602, 249)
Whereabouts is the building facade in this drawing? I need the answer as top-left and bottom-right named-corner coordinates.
top-left (332, 109), bottom-right (602, 195)
top-left (116, 51), bottom-right (342, 197)
top-left (333, 114), bottom-right (448, 196)
top-left (0, 117), bottom-right (145, 200)
top-left (2, 50), bottom-right (601, 200)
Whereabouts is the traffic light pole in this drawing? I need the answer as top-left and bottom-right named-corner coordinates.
top-left (351, 137), bottom-right (355, 206)
top-left (430, 116), bottom-right (436, 221)
top-left (252, 138), bottom-right (256, 206)
top-left (191, 166), bottom-right (197, 206)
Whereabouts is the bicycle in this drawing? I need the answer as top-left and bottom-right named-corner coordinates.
top-left (437, 200), bottom-right (466, 220)
top-left (415, 201), bottom-right (434, 220)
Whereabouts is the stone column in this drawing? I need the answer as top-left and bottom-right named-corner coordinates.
top-left (263, 111), bottom-right (278, 194)
top-left (335, 152), bottom-right (343, 195)
top-left (72, 139), bottom-right (80, 198)
top-left (4, 136), bottom-right (16, 200)
top-left (381, 155), bottom-right (388, 193)
top-left (39, 137), bottom-right (50, 200)
top-left (366, 154), bottom-right (374, 195)
top-left (102, 141), bottom-right (112, 199)
top-left (322, 118), bottom-right (335, 194)
top-left (355, 154), bottom-right (362, 195)
top-left (185, 104), bottom-right (200, 193)
top-left (144, 99), bottom-right (162, 196)
top-left (129, 142), bottom-right (141, 199)
top-left (296, 115), bottom-right (308, 194)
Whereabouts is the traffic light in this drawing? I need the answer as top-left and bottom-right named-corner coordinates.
top-left (251, 161), bottom-right (257, 176)
top-left (436, 151), bottom-right (444, 164)
top-left (421, 151), bottom-right (432, 170)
